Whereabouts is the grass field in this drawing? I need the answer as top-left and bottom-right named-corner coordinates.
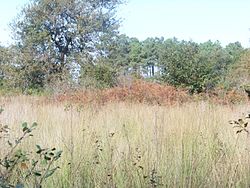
top-left (0, 96), bottom-right (250, 187)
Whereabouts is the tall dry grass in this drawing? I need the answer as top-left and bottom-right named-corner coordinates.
top-left (0, 96), bottom-right (250, 187)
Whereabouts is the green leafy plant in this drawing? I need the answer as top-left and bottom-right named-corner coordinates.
top-left (0, 109), bottom-right (62, 188)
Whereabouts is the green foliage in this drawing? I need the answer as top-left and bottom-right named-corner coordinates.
top-left (80, 63), bottom-right (117, 89)
top-left (102, 36), bottom-right (244, 93)
top-left (159, 39), bottom-right (201, 92)
top-left (194, 41), bottom-right (232, 92)
top-left (128, 38), bottom-right (143, 77)
top-left (8, 0), bottom-right (123, 90)
top-left (0, 46), bottom-right (47, 94)
top-left (225, 42), bottom-right (244, 63)
top-left (0, 46), bottom-right (15, 91)
top-left (1, 12), bottom-right (246, 94)
top-left (159, 39), bottom-right (240, 93)
top-left (141, 37), bottom-right (163, 77)
top-left (0, 110), bottom-right (62, 188)
top-left (223, 49), bottom-right (250, 90)
top-left (106, 34), bottom-right (131, 74)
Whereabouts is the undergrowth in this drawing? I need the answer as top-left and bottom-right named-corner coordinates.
top-left (54, 80), bottom-right (248, 106)
top-left (0, 107), bottom-right (62, 188)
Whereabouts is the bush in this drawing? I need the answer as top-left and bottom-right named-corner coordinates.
top-left (80, 63), bottom-right (118, 89)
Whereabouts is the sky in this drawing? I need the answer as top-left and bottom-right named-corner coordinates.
top-left (1, 0), bottom-right (250, 47)
top-left (0, 0), bottom-right (29, 46)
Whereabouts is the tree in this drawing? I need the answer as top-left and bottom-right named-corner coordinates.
top-left (196, 40), bottom-right (231, 92)
top-left (0, 45), bottom-right (47, 92)
top-left (0, 46), bottom-right (7, 87)
top-left (80, 61), bottom-right (117, 88)
top-left (141, 37), bottom-right (163, 77)
top-left (11, 0), bottom-right (123, 85)
top-left (128, 37), bottom-right (143, 77)
top-left (158, 39), bottom-right (235, 93)
top-left (160, 38), bottom-right (201, 92)
top-left (225, 42), bottom-right (244, 63)
top-left (104, 34), bottom-right (131, 75)
top-left (225, 50), bottom-right (250, 90)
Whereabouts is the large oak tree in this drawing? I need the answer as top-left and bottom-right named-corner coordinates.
top-left (12, 0), bottom-right (123, 84)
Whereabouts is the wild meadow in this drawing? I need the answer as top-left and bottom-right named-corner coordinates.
top-left (1, 95), bottom-right (249, 187)
top-left (1, 0), bottom-right (250, 187)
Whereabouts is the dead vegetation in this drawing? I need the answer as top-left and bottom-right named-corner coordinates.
top-left (53, 80), bottom-right (248, 106)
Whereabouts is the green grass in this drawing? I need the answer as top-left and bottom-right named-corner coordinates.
top-left (1, 96), bottom-right (250, 187)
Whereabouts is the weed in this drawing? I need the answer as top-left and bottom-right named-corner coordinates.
top-left (0, 108), bottom-right (62, 188)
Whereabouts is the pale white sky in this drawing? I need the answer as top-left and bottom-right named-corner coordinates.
top-left (0, 0), bottom-right (29, 46)
top-left (1, 0), bottom-right (250, 47)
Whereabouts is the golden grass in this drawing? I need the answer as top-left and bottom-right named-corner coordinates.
top-left (0, 96), bottom-right (250, 187)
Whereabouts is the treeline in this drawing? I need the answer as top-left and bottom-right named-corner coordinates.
top-left (0, 0), bottom-right (249, 94)
top-left (102, 36), bottom-right (247, 93)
